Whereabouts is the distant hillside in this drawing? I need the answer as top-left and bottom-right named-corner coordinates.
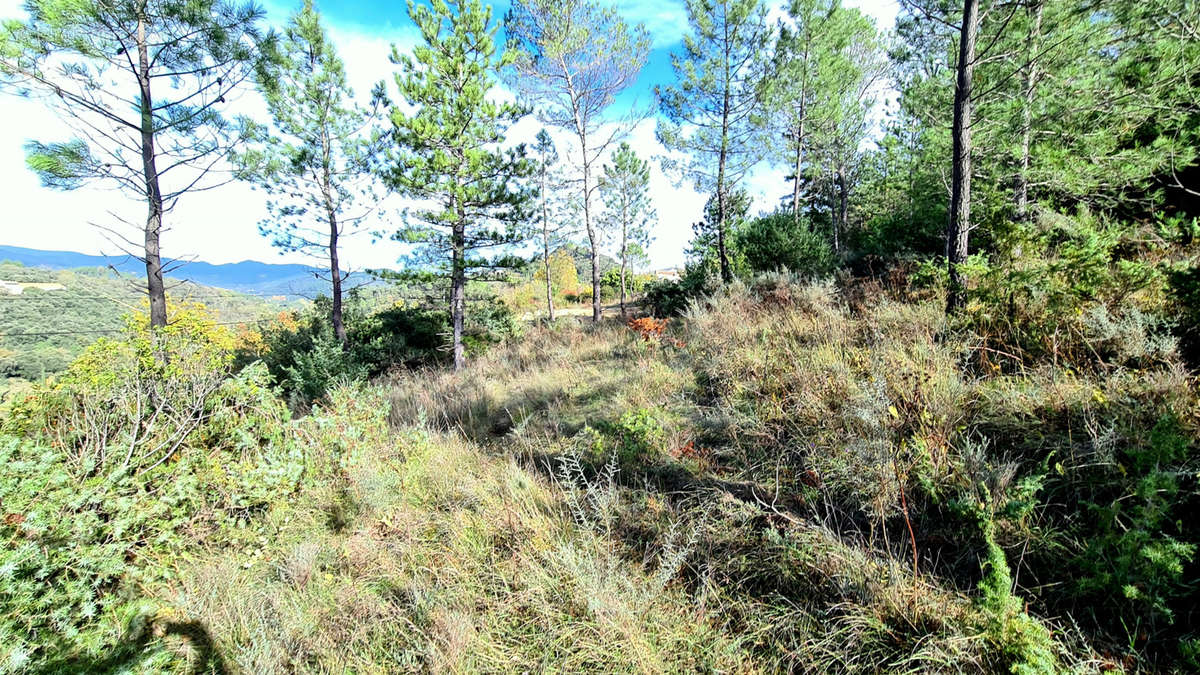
top-left (0, 261), bottom-right (291, 388)
top-left (0, 245), bottom-right (379, 298)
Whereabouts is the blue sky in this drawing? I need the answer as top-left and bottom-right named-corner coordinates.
top-left (0, 0), bottom-right (898, 272)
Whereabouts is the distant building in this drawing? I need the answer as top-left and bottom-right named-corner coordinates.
top-left (652, 268), bottom-right (682, 282)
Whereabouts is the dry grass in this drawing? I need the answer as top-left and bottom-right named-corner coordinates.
top-left (139, 274), bottom-right (1195, 672)
top-left (163, 385), bottom-right (753, 673)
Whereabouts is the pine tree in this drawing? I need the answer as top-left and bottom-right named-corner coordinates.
top-left (385, 0), bottom-right (531, 371)
top-left (765, 0), bottom-right (867, 223)
top-left (657, 0), bottom-right (770, 284)
top-left (505, 0), bottom-right (650, 322)
top-left (531, 129), bottom-right (574, 321)
top-left (599, 142), bottom-right (656, 318)
top-left (2, 0), bottom-right (271, 328)
top-left (234, 0), bottom-right (386, 345)
top-left (769, 0), bottom-right (883, 248)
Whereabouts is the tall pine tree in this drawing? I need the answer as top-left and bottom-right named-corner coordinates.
top-left (385, 0), bottom-right (530, 371)
top-left (505, 0), bottom-right (650, 322)
top-left (2, 0), bottom-right (271, 328)
top-left (234, 0), bottom-right (387, 345)
top-left (658, 0), bottom-right (770, 283)
top-left (599, 142), bottom-right (656, 318)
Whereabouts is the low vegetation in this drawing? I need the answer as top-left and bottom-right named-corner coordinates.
top-left (3, 252), bottom-right (1195, 670)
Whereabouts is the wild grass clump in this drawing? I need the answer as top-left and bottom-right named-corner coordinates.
top-left (379, 269), bottom-right (1200, 668)
top-left (674, 274), bottom-right (1196, 669)
top-left (172, 385), bottom-right (754, 672)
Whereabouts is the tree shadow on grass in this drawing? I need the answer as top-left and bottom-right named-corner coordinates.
top-left (32, 618), bottom-right (227, 675)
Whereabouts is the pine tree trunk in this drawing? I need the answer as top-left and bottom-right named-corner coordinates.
top-left (946, 0), bottom-right (979, 315)
top-left (1014, 0), bottom-right (1042, 222)
top-left (321, 126), bottom-right (346, 346)
top-left (137, 14), bottom-right (167, 329)
top-left (325, 200), bottom-right (346, 345)
top-left (541, 165), bottom-right (554, 321)
top-left (619, 212), bottom-right (628, 319)
top-left (792, 111), bottom-right (805, 225)
top-left (716, 17), bottom-right (733, 284)
top-left (792, 51), bottom-right (808, 226)
top-left (543, 236), bottom-right (554, 322)
top-left (581, 134), bottom-right (601, 323)
top-left (451, 202), bottom-right (466, 371)
top-left (835, 163), bottom-right (848, 253)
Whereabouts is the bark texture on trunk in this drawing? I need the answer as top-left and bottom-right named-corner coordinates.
top-left (791, 112), bottom-right (805, 224)
top-left (946, 0), bottom-right (979, 314)
top-left (581, 138), bottom-right (601, 323)
top-left (619, 212), bottom-right (628, 319)
top-left (543, 240), bottom-right (555, 322)
top-left (137, 14), bottom-right (167, 329)
top-left (326, 203), bottom-right (345, 345)
top-left (451, 203), bottom-right (466, 371)
top-left (791, 48), bottom-right (809, 225)
top-left (320, 119), bottom-right (347, 346)
top-left (835, 164), bottom-right (848, 253)
top-left (715, 7), bottom-right (733, 284)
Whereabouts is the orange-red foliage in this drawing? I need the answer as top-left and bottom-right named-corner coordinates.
top-left (627, 317), bottom-right (669, 342)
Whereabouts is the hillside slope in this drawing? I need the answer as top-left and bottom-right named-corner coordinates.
top-left (1, 278), bottom-right (1196, 672)
top-left (0, 261), bottom-right (288, 387)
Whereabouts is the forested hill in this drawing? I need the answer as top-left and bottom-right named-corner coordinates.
top-left (0, 245), bottom-right (364, 297)
top-left (0, 261), bottom-right (288, 388)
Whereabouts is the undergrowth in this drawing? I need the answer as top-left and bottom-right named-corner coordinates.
top-left (2, 270), bottom-right (1196, 672)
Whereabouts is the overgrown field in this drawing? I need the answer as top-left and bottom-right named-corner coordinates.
top-left (2, 274), bottom-right (1197, 673)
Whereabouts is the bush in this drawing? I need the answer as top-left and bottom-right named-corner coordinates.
top-left (1167, 264), bottom-right (1200, 368)
top-left (601, 267), bottom-right (649, 298)
top-left (564, 287), bottom-right (593, 304)
top-left (736, 211), bottom-right (836, 276)
top-left (1074, 417), bottom-right (1197, 629)
top-left (957, 209), bottom-right (1174, 369)
top-left (245, 293), bottom-right (522, 406)
top-left (609, 407), bottom-right (666, 465)
top-left (0, 308), bottom-right (299, 672)
top-left (463, 296), bottom-right (523, 353)
top-left (642, 270), bottom-right (712, 318)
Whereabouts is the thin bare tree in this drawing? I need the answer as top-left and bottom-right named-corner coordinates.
top-left (505, 0), bottom-right (651, 322)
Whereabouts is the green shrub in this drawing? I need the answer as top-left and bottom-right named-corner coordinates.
top-left (1075, 417), bottom-right (1197, 628)
top-left (246, 293), bottom-right (522, 405)
top-left (348, 301), bottom-right (447, 371)
top-left (609, 408), bottom-right (666, 465)
top-left (0, 312), bottom-right (299, 672)
top-left (736, 211), bottom-right (836, 276)
top-left (600, 267), bottom-right (649, 298)
top-left (282, 330), bottom-right (369, 408)
top-left (463, 296), bottom-right (522, 353)
top-left (642, 271), bottom-right (712, 318)
top-left (957, 209), bottom-right (1174, 369)
top-left (1167, 264), bottom-right (1200, 368)
top-left (978, 520), bottom-right (1059, 675)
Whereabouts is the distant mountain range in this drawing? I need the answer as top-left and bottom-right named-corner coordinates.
top-left (0, 245), bottom-right (376, 298)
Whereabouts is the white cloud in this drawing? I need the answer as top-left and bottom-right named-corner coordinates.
top-left (0, 10), bottom-right (415, 274)
top-left (609, 0), bottom-right (690, 49)
top-left (846, 0), bottom-right (901, 31)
